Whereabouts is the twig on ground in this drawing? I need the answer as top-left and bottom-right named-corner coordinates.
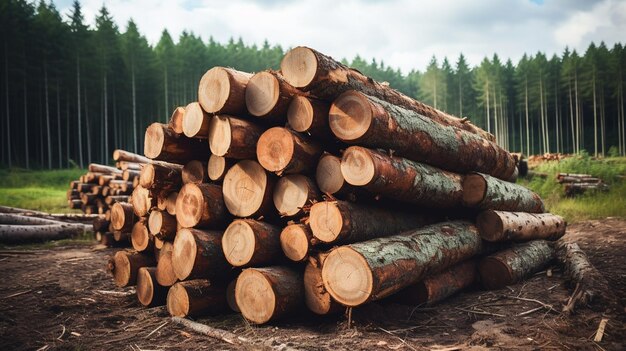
top-left (57, 325), bottom-right (66, 341)
top-left (593, 318), bottom-right (609, 342)
top-left (455, 307), bottom-right (505, 318)
top-left (95, 289), bottom-right (134, 297)
top-left (145, 321), bottom-right (168, 339)
top-left (2, 290), bottom-right (31, 299)
top-left (378, 327), bottom-right (418, 351)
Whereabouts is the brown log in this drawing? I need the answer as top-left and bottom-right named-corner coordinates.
top-left (222, 219), bottom-right (281, 267)
top-left (97, 175), bottom-right (115, 186)
top-left (226, 279), bottom-right (240, 312)
top-left (113, 231), bottom-right (130, 243)
top-left (341, 146), bottom-right (463, 207)
top-left (168, 106), bottom-right (186, 134)
top-left (207, 154), bottom-right (233, 182)
top-left (70, 180), bottom-right (79, 190)
top-left (139, 161), bottom-right (183, 190)
top-left (182, 160), bottom-right (209, 185)
top-left (130, 185), bottom-right (156, 217)
top-left (304, 254), bottom-right (342, 315)
top-left (222, 160), bottom-right (275, 218)
top-left (131, 219), bottom-right (153, 252)
top-left (105, 195), bottom-right (129, 205)
top-left (479, 240), bottom-right (554, 290)
top-left (245, 70), bottom-right (299, 123)
top-left (144, 123), bottom-right (209, 163)
top-left (273, 174), bottom-right (320, 218)
top-left (182, 102), bottom-right (211, 138)
top-left (110, 202), bottom-right (136, 232)
top-left (477, 210), bottom-right (566, 243)
top-left (113, 149), bottom-right (150, 164)
top-left (97, 231), bottom-right (117, 247)
top-left (172, 228), bottom-right (230, 280)
top-left (235, 266), bottom-right (303, 324)
top-left (556, 172), bottom-right (592, 180)
top-left (76, 183), bottom-right (96, 193)
top-left (167, 279), bottom-right (227, 317)
top-left (117, 161), bottom-right (143, 171)
top-left (107, 251), bottom-right (155, 287)
top-left (0, 223), bottom-right (86, 243)
top-left (82, 205), bottom-right (97, 214)
top-left (89, 163), bottom-right (122, 175)
top-left (198, 67), bottom-right (252, 115)
top-left (316, 153), bottom-right (350, 196)
top-left (256, 127), bottom-right (322, 175)
top-left (165, 191), bottom-right (178, 215)
top-left (287, 96), bottom-right (331, 138)
top-left (462, 173), bottom-right (545, 213)
top-left (322, 221), bottom-right (484, 306)
top-left (175, 183), bottom-right (227, 229)
top-left (394, 260), bottom-right (477, 306)
top-left (80, 193), bottom-right (97, 205)
top-left (281, 47), bottom-right (494, 140)
top-left (90, 186), bottom-right (102, 196)
top-left (122, 169), bottom-right (141, 182)
top-left (93, 216), bottom-right (110, 232)
top-left (136, 267), bottom-right (168, 307)
top-left (564, 182), bottom-right (609, 197)
top-left (280, 224), bottom-right (313, 263)
top-left (148, 209), bottom-right (177, 240)
top-left (156, 242), bottom-right (178, 287)
top-left (558, 176), bottom-right (602, 184)
top-left (68, 199), bottom-right (82, 209)
top-left (309, 200), bottom-right (430, 245)
top-left (329, 91), bottom-right (515, 180)
top-left (208, 115), bottom-right (265, 159)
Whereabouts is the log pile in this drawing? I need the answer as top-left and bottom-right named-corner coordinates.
top-left (557, 173), bottom-right (609, 196)
top-left (99, 47), bottom-right (569, 325)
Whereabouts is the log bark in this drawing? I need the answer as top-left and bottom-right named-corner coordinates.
top-left (113, 231), bottom-right (130, 243)
top-left (273, 174), bottom-right (320, 218)
top-left (156, 242), bottom-right (178, 287)
top-left (462, 173), bottom-right (545, 213)
top-left (329, 91), bottom-right (515, 180)
top-left (182, 160), bottom-right (209, 185)
top-left (304, 254), bottom-right (343, 315)
top-left (341, 146), bottom-right (464, 207)
top-left (131, 219), bottom-right (153, 252)
top-left (148, 209), bottom-right (177, 240)
top-left (165, 191), bottom-right (178, 215)
top-left (222, 160), bottom-right (275, 218)
top-left (245, 70), bottom-right (299, 123)
top-left (564, 183), bottom-right (609, 197)
top-left (207, 154), bottom-right (233, 182)
top-left (235, 266), bottom-right (304, 324)
top-left (89, 163), bottom-right (122, 175)
top-left (117, 161), bottom-right (143, 171)
top-left (0, 223), bottom-right (86, 244)
top-left (287, 96), bottom-right (332, 138)
top-left (226, 279), bottom-right (240, 312)
top-left (477, 210), bottom-right (566, 242)
top-left (175, 183), bottom-right (227, 229)
top-left (130, 185), bottom-right (157, 217)
top-left (76, 183), bottom-right (96, 193)
top-left (309, 200), bottom-right (431, 244)
top-left (97, 175), bottom-right (115, 186)
top-left (107, 251), bottom-right (155, 287)
top-left (68, 199), bottom-right (82, 209)
top-left (113, 149), bottom-right (150, 164)
top-left (168, 106), bottom-right (186, 134)
top-left (280, 223), bottom-right (313, 263)
top-left (111, 202), bottom-right (136, 232)
top-left (105, 195), bottom-right (129, 205)
top-left (139, 161), bottom-right (183, 190)
top-left (172, 228), bottom-right (230, 280)
top-left (144, 123), bottom-right (209, 163)
top-left (167, 279), bottom-right (227, 317)
top-left (208, 115), bottom-right (265, 159)
top-left (80, 193), bottom-right (97, 205)
top-left (322, 221), bottom-right (484, 306)
top-left (93, 216), bottom-right (110, 232)
top-left (136, 267), bottom-right (168, 307)
top-left (222, 219), bottom-right (282, 267)
top-left (198, 67), bottom-right (252, 115)
top-left (256, 127), bottom-right (322, 175)
top-left (182, 102), bottom-right (211, 138)
top-left (281, 46), bottom-right (494, 141)
top-left (557, 176), bottom-right (602, 184)
top-left (478, 240), bottom-right (554, 290)
top-left (122, 169), bottom-right (140, 182)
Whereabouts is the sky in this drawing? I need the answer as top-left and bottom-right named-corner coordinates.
top-left (54, 0), bottom-right (626, 73)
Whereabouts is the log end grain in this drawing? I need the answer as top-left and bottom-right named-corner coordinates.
top-left (309, 201), bottom-right (343, 243)
top-left (175, 183), bottom-right (205, 228)
top-left (329, 91), bottom-right (372, 142)
top-left (182, 160), bottom-right (207, 185)
top-left (167, 282), bottom-right (191, 317)
top-left (207, 154), bottom-right (227, 182)
top-left (256, 127), bottom-right (294, 173)
top-left (198, 67), bottom-right (231, 113)
top-left (316, 154), bottom-right (345, 194)
top-left (476, 210), bottom-right (504, 242)
top-left (156, 242), bottom-right (178, 286)
top-left (182, 102), bottom-right (207, 138)
top-left (171, 228), bottom-right (199, 280)
top-left (273, 174), bottom-right (310, 217)
top-left (280, 224), bottom-right (310, 262)
top-left (287, 95), bottom-right (315, 132)
top-left (245, 71), bottom-right (280, 117)
top-left (322, 246), bottom-right (373, 306)
top-left (340, 146), bottom-right (376, 186)
top-left (208, 115), bottom-right (232, 157)
top-left (166, 191), bottom-right (178, 215)
top-left (110, 251), bottom-right (132, 287)
top-left (478, 256), bottom-right (513, 290)
top-left (131, 221), bottom-right (151, 252)
top-left (222, 160), bottom-right (270, 218)
top-left (136, 267), bottom-right (157, 307)
top-left (144, 123), bottom-right (166, 159)
top-left (280, 46), bottom-right (318, 88)
top-left (139, 164), bottom-right (155, 188)
top-left (235, 269), bottom-right (277, 324)
top-left (222, 220), bottom-right (256, 267)
top-left (169, 106), bottom-right (186, 134)
top-left (462, 174), bottom-right (487, 206)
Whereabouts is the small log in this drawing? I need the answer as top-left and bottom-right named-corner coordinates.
top-left (235, 266), bottom-right (304, 324)
top-left (341, 146), bottom-right (464, 207)
top-left (167, 279), bottom-right (227, 317)
top-left (131, 219), bottom-right (153, 252)
top-left (172, 228), bottom-right (230, 280)
top-left (182, 102), bottom-right (211, 138)
top-left (97, 231), bottom-right (121, 247)
top-left (156, 242), bottom-right (178, 287)
top-left (322, 221), bottom-right (484, 306)
top-left (463, 173), bottom-right (545, 213)
top-left (93, 216), bottom-right (111, 232)
top-left (280, 224), bottom-right (313, 263)
top-left (113, 149), bottom-right (151, 164)
top-left (198, 67), bottom-right (252, 115)
top-left (89, 163), bottom-right (122, 175)
top-left (222, 219), bottom-right (282, 267)
top-left (477, 210), bottom-right (566, 242)
top-left (0, 213), bottom-right (74, 226)
top-left (68, 199), bottom-right (82, 209)
top-left (273, 174), bottom-right (320, 218)
top-left (136, 267), bottom-right (168, 307)
top-left (97, 175), bottom-right (115, 186)
top-left (287, 96), bottom-right (331, 138)
top-left (148, 209), bottom-right (177, 240)
top-left (168, 106), bottom-right (186, 134)
top-left (105, 195), bottom-right (129, 206)
top-left (110, 202), bottom-right (136, 232)
top-left (557, 176), bottom-right (602, 184)
top-left (222, 160), bottom-right (275, 218)
top-left (182, 160), bottom-right (209, 185)
top-left (107, 251), bottom-right (155, 287)
top-left (66, 189), bottom-right (79, 200)
top-left (0, 223), bottom-right (86, 244)
top-left (130, 185), bottom-right (156, 217)
top-left (81, 193), bottom-right (97, 205)
top-left (122, 169), bottom-right (140, 182)
top-left (564, 182), bottom-right (609, 197)
top-left (175, 183), bottom-right (227, 229)
top-left (76, 183), bottom-right (96, 193)
top-left (304, 254), bottom-right (342, 315)
top-left (139, 161), bottom-right (183, 190)
top-left (207, 154), bottom-right (233, 182)
top-left (165, 191), bottom-right (178, 215)
top-left (256, 127), bottom-right (322, 175)
top-left (226, 279), bottom-right (240, 312)
top-left (144, 123), bottom-right (209, 163)
top-left (117, 161), bottom-right (143, 171)
top-left (113, 231), bottom-right (130, 243)
top-left (245, 70), bottom-right (299, 123)
top-left (479, 240), bottom-right (554, 290)
top-left (208, 115), bottom-right (265, 159)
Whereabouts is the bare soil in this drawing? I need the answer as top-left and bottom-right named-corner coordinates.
top-left (0, 219), bottom-right (624, 350)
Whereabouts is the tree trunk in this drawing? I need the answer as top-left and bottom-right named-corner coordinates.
top-left (198, 67), bottom-right (252, 115)
top-left (477, 210), bottom-right (566, 242)
top-left (113, 149), bottom-right (150, 164)
top-left (207, 154), bottom-right (233, 183)
top-left (84, 86), bottom-right (92, 164)
top-left (148, 209), bottom-right (177, 240)
top-left (165, 191), bottom-right (178, 216)
top-left (104, 73), bottom-right (109, 163)
top-left (156, 242), bottom-right (178, 287)
top-left (4, 44), bottom-right (11, 168)
top-left (235, 266), bottom-right (303, 324)
top-left (143, 123), bottom-right (209, 163)
top-left (330, 91), bottom-right (516, 180)
top-left (182, 160), bottom-right (208, 185)
top-left (0, 223), bottom-right (85, 244)
top-left (256, 127), bottom-right (322, 175)
top-left (280, 223), bottom-right (313, 263)
top-left (462, 172), bottom-right (545, 213)
top-left (321, 221), bottom-right (484, 306)
top-left (168, 106), bottom-right (186, 134)
top-left (245, 70), bottom-right (300, 123)
top-left (131, 63), bottom-right (137, 153)
top-left (208, 115), bottom-right (265, 159)
top-left (273, 174), bottom-right (320, 218)
top-left (304, 254), bottom-right (343, 315)
top-left (222, 219), bottom-right (282, 267)
top-left (139, 161), bottom-right (183, 190)
top-left (182, 102), bottom-right (211, 138)
top-left (171, 228), bottom-right (230, 280)
top-left (175, 183), bottom-right (227, 229)
top-left (131, 219), bottom-right (153, 252)
top-left (341, 146), bottom-right (464, 207)
top-left (56, 80), bottom-right (62, 168)
top-left (222, 160), bottom-right (275, 218)
top-left (44, 59), bottom-right (52, 169)
top-left (287, 96), bottom-right (331, 138)
top-left (525, 76), bottom-right (530, 156)
top-left (107, 251), bottom-right (155, 287)
top-left (23, 74), bottom-right (29, 169)
top-left (167, 279), bottom-right (227, 317)
top-left (111, 202), bottom-right (136, 232)
top-left (136, 267), bottom-right (168, 307)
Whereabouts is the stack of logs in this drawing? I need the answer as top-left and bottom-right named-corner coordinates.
top-left (557, 173), bottom-right (608, 197)
top-left (103, 46), bottom-right (567, 325)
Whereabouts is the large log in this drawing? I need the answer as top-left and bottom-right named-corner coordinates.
top-left (112, 149), bottom-right (151, 164)
top-left (341, 146), bottom-right (464, 207)
top-left (182, 102), bottom-right (211, 138)
top-left (462, 173), bottom-right (545, 213)
top-left (235, 266), bottom-right (303, 324)
top-left (172, 228), bottom-right (230, 281)
top-left (131, 219), bottom-right (153, 252)
top-left (245, 70), bottom-right (299, 123)
top-left (329, 91), bottom-right (515, 180)
top-left (287, 96), bottom-right (332, 138)
top-left (144, 123), bottom-right (209, 163)
top-left (198, 67), bottom-right (252, 115)
top-left (280, 46), bottom-right (494, 141)
top-left (136, 267), bottom-right (168, 307)
top-left (478, 240), bottom-right (554, 290)
top-left (222, 219), bottom-right (282, 267)
top-left (322, 221), bottom-right (484, 306)
top-left (167, 279), bottom-right (227, 317)
top-left (107, 251), bottom-right (155, 287)
top-left (208, 115), bottom-right (265, 159)
top-left (156, 242), bottom-right (178, 287)
top-left (207, 154), bottom-right (233, 182)
top-left (222, 160), bottom-right (275, 218)
top-left (110, 202), bottom-right (136, 232)
top-left (168, 106), bottom-right (186, 134)
top-left (148, 209), bottom-right (177, 240)
top-left (175, 183), bottom-right (227, 229)
top-left (256, 127), bottom-right (322, 175)
top-left (304, 253), bottom-right (343, 315)
top-left (309, 200), bottom-right (430, 245)
top-left (280, 223), bottom-right (313, 263)
top-left (139, 161), bottom-right (183, 190)
top-left (477, 210), bottom-right (566, 242)
top-left (273, 174), bottom-right (320, 218)
top-left (0, 223), bottom-right (86, 244)
top-left (182, 160), bottom-right (208, 185)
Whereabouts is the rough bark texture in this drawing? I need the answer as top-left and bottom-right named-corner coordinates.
top-left (107, 251), bottom-right (155, 287)
top-left (167, 279), bottom-right (227, 317)
top-left (304, 254), bottom-right (343, 315)
top-left (257, 127), bottom-right (322, 175)
top-left (208, 115), bottom-right (265, 159)
top-left (463, 173), bottom-right (545, 213)
top-left (172, 228), bottom-right (230, 281)
top-left (198, 67), bottom-right (252, 115)
top-left (89, 163), bottom-right (122, 175)
top-left (222, 219), bottom-right (282, 267)
top-left (245, 70), bottom-right (300, 123)
top-left (139, 161), bottom-right (183, 191)
top-left (477, 210), bottom-right (566, 242)
top-left (175, 183), bottom-right (228, 229)
top-left (144, 123), bottom-right (209, 163)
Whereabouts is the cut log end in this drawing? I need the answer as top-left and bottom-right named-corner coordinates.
top-left (322, 246), bottom-right (373, 306)
top-left (136, 267), bottom-right (156, 307)
top-left (462, 174), bottom-right (487, 206)
top-left (156, 242), bottom-right (178, 286)
top-left (144, 123), bottom-right (166, 159)
top-left (478, 257), bottom-right (514, 290)
top-left (222, 220), bottom-right (255, 267)
top-left (111, 251), bottom-right (132, 287)
top-left (208, 115), bottom-right (232, 156)
top-left (175, 183), bottom-right (204, 228)
top-left (207, 154), bottom-right (227, 181)
top-left (182, 160), bottom-right (207, 185)
top-left (198, 67), bottom-right (231, 113)
top-left (329, 91), bottom-right (372, 141)
top-left (316, 154), bottom-right (345, 194)
top-left (340, 146), bottom-right (376, 186)
top-left (139, 164), bottom-right (155, 188)
top-left (280, 46), bottom-right (318, 88)
top-left (256, 127), bottom-right (294, 172)
top-left (280, 224), bottom-right (310, 262)
top-left (245, 71), bottom-right (280, 117)
top-left (235, 269), bottom-right (276, 324)
top-left (309, 201), bottom-right (343, 243)
top-left (273, 174), bottom-right (310, 217)
top-left (166, 192), bottom-right (178, 215)
top-left (167, 283), bottom-right (191, 317)
top-left (182, 102), bottom-right (207, 138)
top-left (131, 221), bottom-right (151, 252)
top-left (169, 106), bottom-right (186, 134)
top-left (287, 95), bottom-right (315, 132)
top-left (171, 228), bottom-right (198, 281)
top-left (223, 160), bottom-right (269, 218)
top-left (475, 210), bottom-right (504, 242)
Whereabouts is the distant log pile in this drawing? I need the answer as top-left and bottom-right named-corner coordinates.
top-left (557, 173), bottom-right (609, 196)
top-left (90, 47), bottom-right (572, 325)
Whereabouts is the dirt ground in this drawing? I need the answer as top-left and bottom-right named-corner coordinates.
top-left (0, 219), bottom-right (624, 351)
